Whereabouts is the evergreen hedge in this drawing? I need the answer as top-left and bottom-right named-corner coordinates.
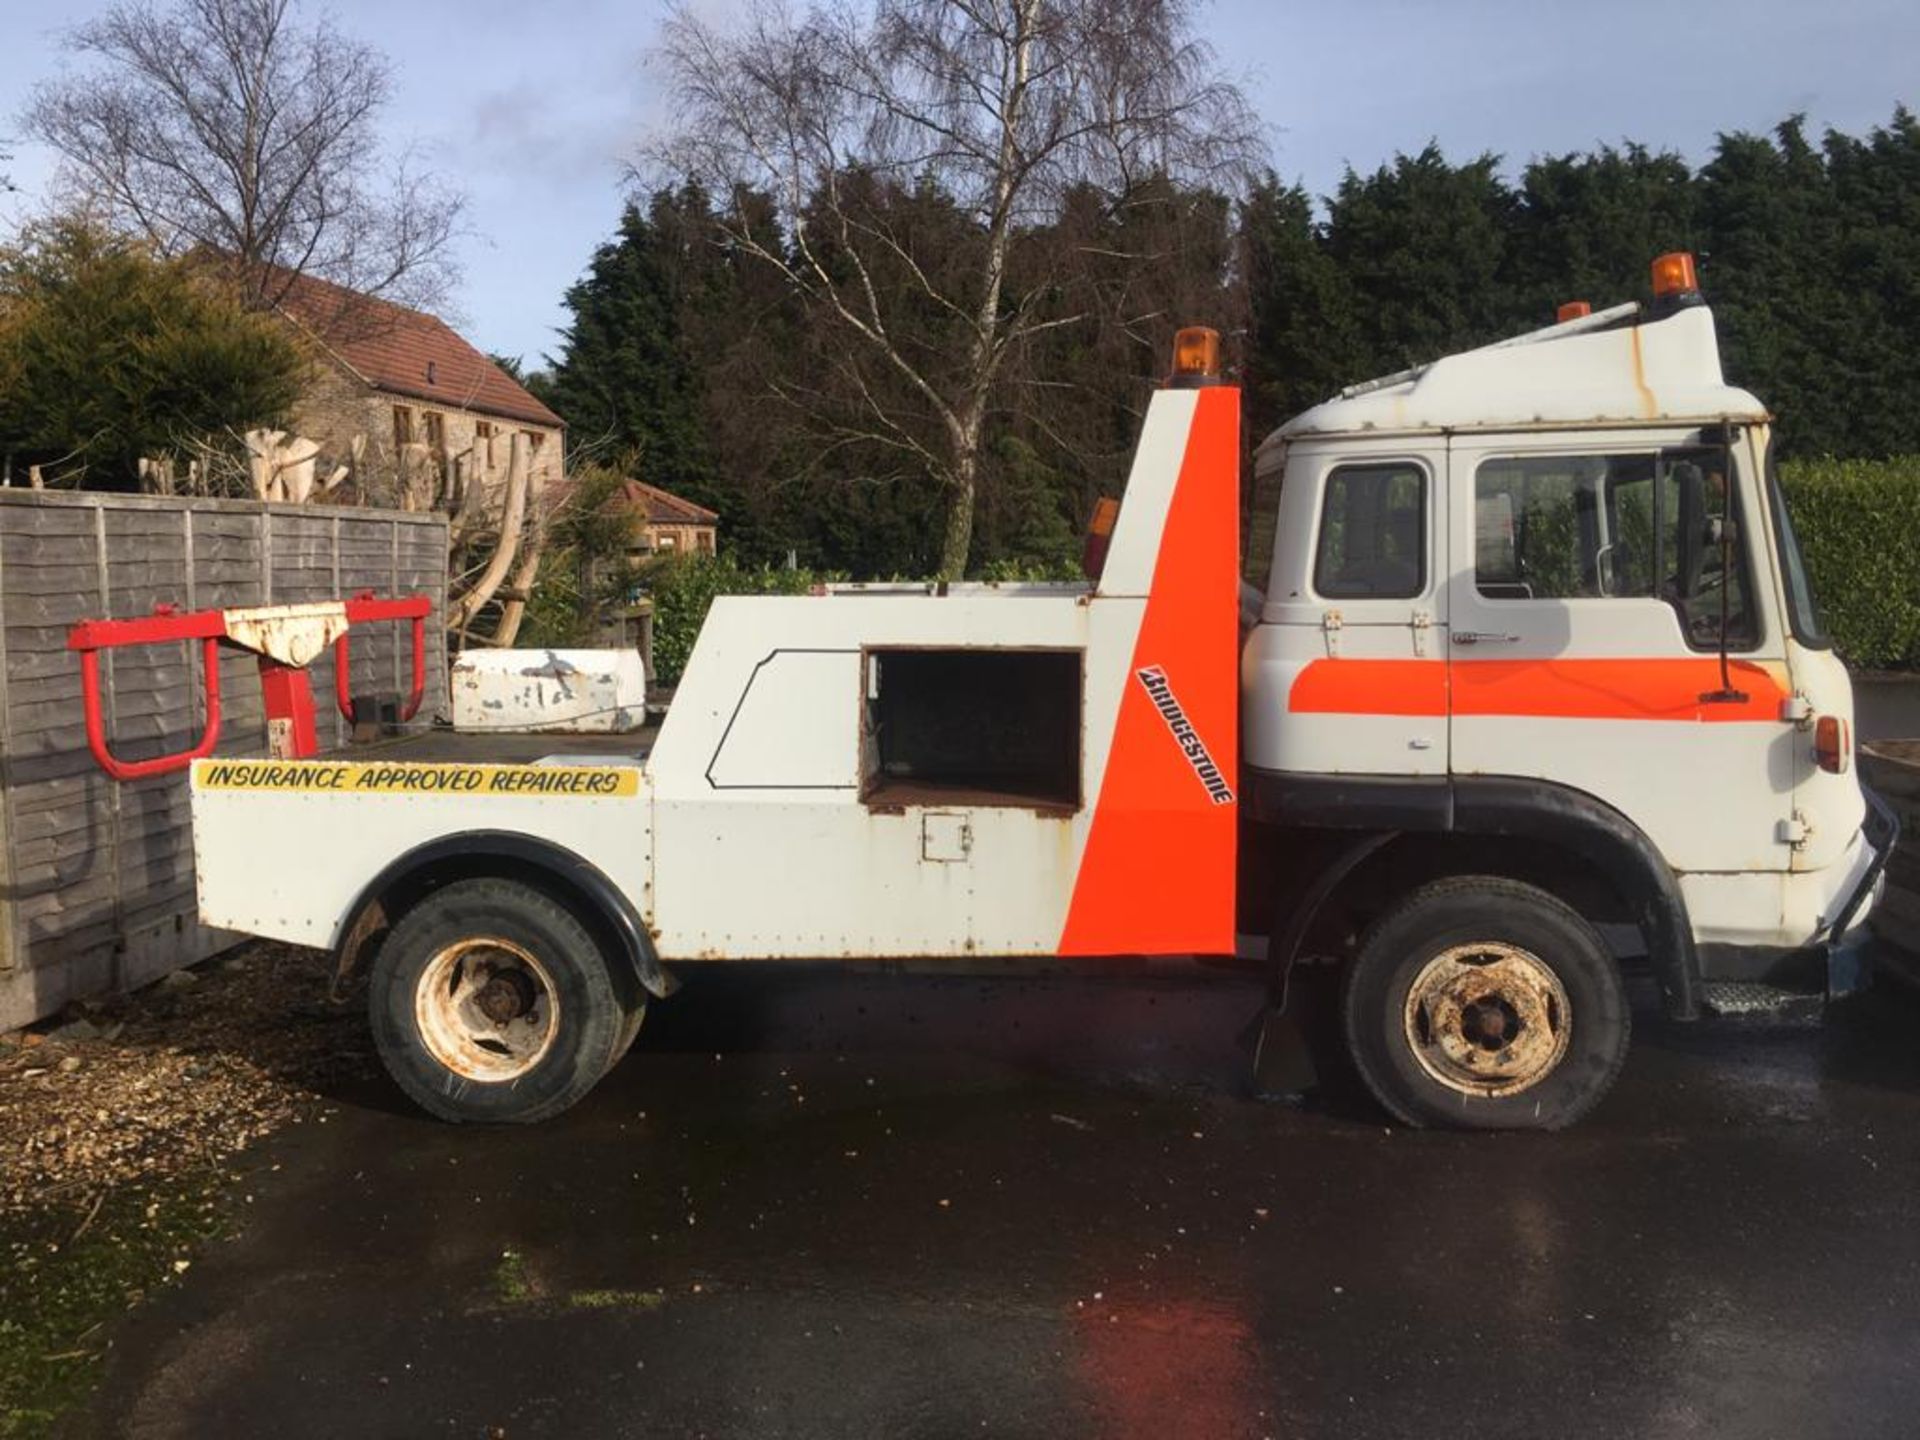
top-left (1779, 457), bottom-right (1920, 670)
top-left (646, 555), bottom-right (834, 686)
top-left (646, 459), bottom-right (1920, 679)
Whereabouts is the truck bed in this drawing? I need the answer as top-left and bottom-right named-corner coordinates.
top-left (192, 724), bottom-right (655, 956)
top-left (322, 726), bottom-right (659, 766)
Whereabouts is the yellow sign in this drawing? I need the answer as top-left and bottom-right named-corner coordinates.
top-left (193, 759), bottom-right (641, 798)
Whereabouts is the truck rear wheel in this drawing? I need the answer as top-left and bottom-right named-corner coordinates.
top-left (370, 877), bottom-right (628, 1124)
top-left (1341, 877), bottom-right (1629, 1130)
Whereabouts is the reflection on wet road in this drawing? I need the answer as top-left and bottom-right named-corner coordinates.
top-left (75, 963), bottom-right (1920, 1439)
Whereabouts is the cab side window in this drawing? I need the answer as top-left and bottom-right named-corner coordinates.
top-left (1312, 463), bottom-right (1426, 599)
top-left (1475, 455), bottom-right (1646, 601)
top-left (1475, 451), bottom-right (1757, 649)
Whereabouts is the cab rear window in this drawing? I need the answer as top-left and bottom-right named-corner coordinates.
top-left (1242, 454), bottom-right (1286, 589)
top-left (1312, 463), bottom-right (1426, 599)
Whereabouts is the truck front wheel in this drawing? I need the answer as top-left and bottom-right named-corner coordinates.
top-left (1341, 877), bottom-right (1630, 1130)
top-left (370, 877), bottom-right (630, 1123)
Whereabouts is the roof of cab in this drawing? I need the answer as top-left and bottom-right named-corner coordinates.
top-left (1265, 302), bottom-right (1767, 452)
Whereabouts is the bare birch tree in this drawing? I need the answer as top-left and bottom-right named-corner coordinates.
top-left (22, 0), bottom-right (462, 312)
top-left (447, 431), bottom-right (538, 637)
top-left (655, 0), bottom-right (1261, 577)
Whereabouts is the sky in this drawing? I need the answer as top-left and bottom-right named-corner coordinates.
top-left (2, 0), bottom-right (1916, 368)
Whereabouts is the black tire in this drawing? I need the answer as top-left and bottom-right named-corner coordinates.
top-left (1341, 876), bottom-right (1630, 1131)
top-left (609, 996), bottom-right (649, 1068)
top-left (369, 877), bottom-right (627, 1124)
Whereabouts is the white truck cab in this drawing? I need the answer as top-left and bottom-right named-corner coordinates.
top-left (79, 254), bottom-right (1891, 1130)
top-left (1244, 276), bottom-right (1889, 1052)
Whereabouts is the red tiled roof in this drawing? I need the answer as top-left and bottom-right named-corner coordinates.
top-left (543, 476), bottom-right (719, 526)
top-left (616, 479), bottom-right (718, 526)
top-left (270, 269), bottom-right (563, 429)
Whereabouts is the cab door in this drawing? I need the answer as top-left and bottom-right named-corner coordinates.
top-left (1243, 437), bottom-right (1448, 778)
top-left (1445, 429), bottom-right (1794, 874)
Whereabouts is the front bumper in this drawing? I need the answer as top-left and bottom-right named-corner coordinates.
top-left (1827, 787), bottom-right (1900, 945)
top-left (1693, 789), bottom-right (1899, 1009)
top-left (1822, 787), bottom-right (1900, 998)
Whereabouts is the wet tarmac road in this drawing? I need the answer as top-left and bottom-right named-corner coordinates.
top-left (69, 962), bottom-right (1920, 1439)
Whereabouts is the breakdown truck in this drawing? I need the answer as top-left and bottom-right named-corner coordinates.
top-left (69, 252), bottom-right (1894, 1128)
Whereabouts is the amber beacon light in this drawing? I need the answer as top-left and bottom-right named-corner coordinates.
top-left (1169, 326), bottom-right (1222, 387)
top-left (1650, 251), bottom-right (1699, 300)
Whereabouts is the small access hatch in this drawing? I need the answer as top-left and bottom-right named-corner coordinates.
top-left (921, 812), bottom-right (972, 862)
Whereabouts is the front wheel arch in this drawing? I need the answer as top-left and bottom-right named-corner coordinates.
top-left (1252, 775), bottom-right (1698, 1018)
top-left (1452, 776), bottom-right (1697, 1019)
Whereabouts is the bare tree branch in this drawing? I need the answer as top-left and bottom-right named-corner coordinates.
top-left (22, 0), bottom-right (464, 311)
top-left (650, 0), bottom-right (1261, 576)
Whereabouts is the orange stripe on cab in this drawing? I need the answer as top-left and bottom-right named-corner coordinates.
top-left (1287, 658), bottom-right (1448, 716)
top-left (1290, 657), bottom-right (1787, 724)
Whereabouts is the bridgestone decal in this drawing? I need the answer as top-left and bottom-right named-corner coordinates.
top-left (1134, 666), bottom-right (1234, 805)
top-left (193, 759), bottom-right (640, 797)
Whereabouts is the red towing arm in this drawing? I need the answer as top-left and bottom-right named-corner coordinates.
top-left (67, 593), bottom-right (433, 781)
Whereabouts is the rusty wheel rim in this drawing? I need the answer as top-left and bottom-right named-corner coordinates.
top-left (415, 937), bottom-right (560, 1083)
top-left (1401, 942), bottom-right (1571, 1098)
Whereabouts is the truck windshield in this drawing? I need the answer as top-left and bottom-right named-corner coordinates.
top-left (1764, 440), bottom-right (1831, 649)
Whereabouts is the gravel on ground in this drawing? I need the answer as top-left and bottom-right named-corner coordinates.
top-left (0, 943), bottom-right (370, 1438)
top-left (2, 943), bottom-right (371, 1214)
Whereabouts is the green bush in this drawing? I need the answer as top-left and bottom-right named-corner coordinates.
top-left (644, 554), bottom-right (837, 685)
top-left (0, 219), bottom-right (304, 486)
top-left (973, 554), bottom-right (1085, 583)
top-left (643, 552), bottom-right (1088, 685)
top-left (518, 462), bottom-right (642, 650)
top-left (636, 458), bottom-right (1920, 678)
top-left (1779, 457), bottom-right (1920, 669)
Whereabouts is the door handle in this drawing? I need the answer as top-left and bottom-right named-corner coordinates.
top-left (1452, 630), bottom-right (1520, 645)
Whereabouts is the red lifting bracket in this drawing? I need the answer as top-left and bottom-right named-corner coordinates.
top-left (67, 593), bottom-right (433, 781)
top-left (334, 591), bottom-right (431, 729)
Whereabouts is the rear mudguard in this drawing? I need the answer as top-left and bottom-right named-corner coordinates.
top-left (332, 830), bottom-right (674, 1003)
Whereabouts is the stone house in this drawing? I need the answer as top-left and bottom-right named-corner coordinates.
top-left (610, 479), bottom-right (719, 559)
top-left (541, 476), bottom-right (720, 654)
top-left (543, 475), bottom-right (719, 563)
top-left (270, 270), bottom-right (565, 509)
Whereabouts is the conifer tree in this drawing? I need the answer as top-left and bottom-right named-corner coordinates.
top-left (0, 220), bottom-right (304, 487)
top-left (545, 188), bottom-right (721, 505)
